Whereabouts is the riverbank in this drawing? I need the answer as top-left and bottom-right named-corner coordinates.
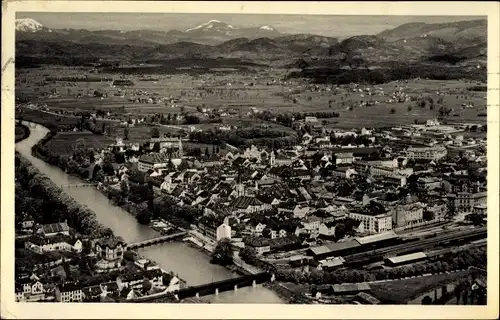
top-left (15, 122), bottom-right (31, 142)
top-left (17, 121), bottom-right (286, 303)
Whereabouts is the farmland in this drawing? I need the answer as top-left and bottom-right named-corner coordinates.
top-left (16, 66), bottom-right (487, 129)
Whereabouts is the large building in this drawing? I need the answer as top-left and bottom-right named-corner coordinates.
top-left (138, 153), bottom-right (171, 172)
top-left (390, 202), bottom-right (426, 229)
top-left (404, 146), bottom-right (447, 160)
top-left (348, 211), bottom-right (393, 234)
top-left (149, 136), bottom-right (183, 155)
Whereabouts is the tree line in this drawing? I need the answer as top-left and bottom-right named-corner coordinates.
top-left (274, 246), bottom-right (486, 286)
top-left (15, 152), bottom-right (113, 239)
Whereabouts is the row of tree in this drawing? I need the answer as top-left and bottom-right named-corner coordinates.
top-left (15, 153), bottom-right (113, 239)
top-left (275, 247), bottom-right (486, 285)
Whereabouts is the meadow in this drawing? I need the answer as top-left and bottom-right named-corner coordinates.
top-left (16, 65), bottom-right (487, 133)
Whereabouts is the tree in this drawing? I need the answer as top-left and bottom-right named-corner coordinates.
top-left (262, 228), bottom-right (272, 238)
top-left (142, 279), bottom-right (152, 293)
top-left (120, 179), bottom-right (129, 200)
top-left (150, 127), bottom-right (160, 138)
top-left (465, 213), bottom-right (484, 226)
top-left (211, 238), bottom-right (233, 266)
top-left (205, 147), bottom-right (210, 157)
top-left (240, 246), bottom-right (258, 265)
top-left (390, 108), bottom-right (396, 114)
top-left (421, 295), bottom-right (433, 305)
top-left (124, 127), bottom-right (129, 140)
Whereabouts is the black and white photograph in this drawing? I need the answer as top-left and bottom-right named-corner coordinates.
top-left (2, 1), bottom-right (499, 318)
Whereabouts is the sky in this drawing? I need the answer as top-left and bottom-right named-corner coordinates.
top-left (16, 13), bottom-right (484, 38)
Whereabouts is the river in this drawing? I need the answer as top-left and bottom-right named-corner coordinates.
top-left (16, 122), bottom-right (284, 304)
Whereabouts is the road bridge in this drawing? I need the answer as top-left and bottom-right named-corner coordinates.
top-left (127, 231), bottom-right (187, 250)
top-left (60, 183), bottom-right (98, 189)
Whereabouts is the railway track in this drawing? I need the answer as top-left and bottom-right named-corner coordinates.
top-left (344, 227), bottom-right (486, 266)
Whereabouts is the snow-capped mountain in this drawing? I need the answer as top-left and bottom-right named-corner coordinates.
top-left (183, 20), bottom-right (280, 38)
top-left (15, 18), bottom-right (44, 32)
top-left (185, 20), bottom-right (236, 33)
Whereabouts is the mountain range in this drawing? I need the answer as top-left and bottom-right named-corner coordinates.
top-left (15, 18), bottom-right (487, 67)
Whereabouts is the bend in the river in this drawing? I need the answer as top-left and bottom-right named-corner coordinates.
top-left (15, 121), bottom-right (284, 304)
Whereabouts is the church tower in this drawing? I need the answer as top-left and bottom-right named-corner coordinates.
top-left (236, 172), bottom-right (245, 197)
top-left (270, 150), bottom-right (276, 167)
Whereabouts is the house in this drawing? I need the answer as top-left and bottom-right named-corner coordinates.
top-left (138, 153), bottom-right (171, 172)
top-left (21, 216), bottom-right (35, 229)
top-left (245, 237), bottom-right (271, 255)
top-left (305, 116), bottom-right (318, 123)
top-left (417, 177), bottom-right (442, 190)
top-left (94, 237), bottom-right (126, 270)
top-left (230, 196), bottom-right (266, 215)
top-left (335, 153), bottom-right (354, 165)
top-left (25, 235), bottom-right (82, 254)
top-left (82, 285), bottom-right (103, 301)
top-left (348, 210), bottom-right (392, 234)
top-left (56, 283), bottom-right (85, 302)
top-left (35, 222), bottom-right (70, 237)
top-left (144, 269), bottom-right (164, 288)
top-left (100, 281), bottom-right (120, 297)
top-left (300, 216), bottom-right (322, 235)
top-left (332, 167), bottom-right (357, 179)
top-left (117, 272), bottom-right (145, 290)
top-left (318, 221), bottom-right (337, 238)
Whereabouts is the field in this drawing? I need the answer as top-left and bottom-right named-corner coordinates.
top-left (370, 270), bottom-right (473, 304)
top-left (16, 66), bottom-right (487, 130)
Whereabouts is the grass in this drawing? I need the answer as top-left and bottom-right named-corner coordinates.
top-left (17, 67), bottom-right (487, 130)
top-left (370, 270), bottom-right (472, 304)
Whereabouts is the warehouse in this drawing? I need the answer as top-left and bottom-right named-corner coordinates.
top-left (307, 239), bottom-right (361, 260)
top-left (354, 231), bottom-right (401, 249)
top-left (385, 252), bottom-right (428, 267)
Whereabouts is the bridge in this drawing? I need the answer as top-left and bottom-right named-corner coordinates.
top-left (60, 183), bottom-right (98, 189)
top-left (128, 231), bottom-right (187, 250)
top-left (132, 272), bottom-right (275, 302)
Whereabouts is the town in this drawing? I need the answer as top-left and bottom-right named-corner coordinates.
top-left (13, 14), bottom-right (488, 306)
top-left (15, 102), bottom-right (487, 304)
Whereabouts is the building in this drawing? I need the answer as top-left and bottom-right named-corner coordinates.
top-left (56, 283), bottom-right (85, 302)
top-left (335, 153), bottom-right (354, 165)
top-left (216, 223), bottom-right (232, 241)
top-left (405, 146), bottom-right (447, 160)
top-left (385, 252), bottom-right (428, 267)
top-left (308, 240), bottom-right (361, 260)
top-left (390, 202), bottom-right (426, 229)
top-left (417, 177), bottom-right (442, 190)
top-left (94, 237), bottom-right (126, 270)
top-left (348, 211), bottom-right (392, 234)
top-left (138, 153), bottom-right (171, 172)
top-left (35, 222), bottom-right (70, 237)
top-left (452, 191), bottom-right (487, 213)
top-left (25, 235), bottom-right (82, 254)
top-left (149, 136), bottom-right (183, 155)
top-left (305, 116), bottom-right (318, 123)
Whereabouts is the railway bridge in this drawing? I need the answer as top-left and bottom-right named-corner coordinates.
top-left (132, 272), bottom-right (276, 302)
